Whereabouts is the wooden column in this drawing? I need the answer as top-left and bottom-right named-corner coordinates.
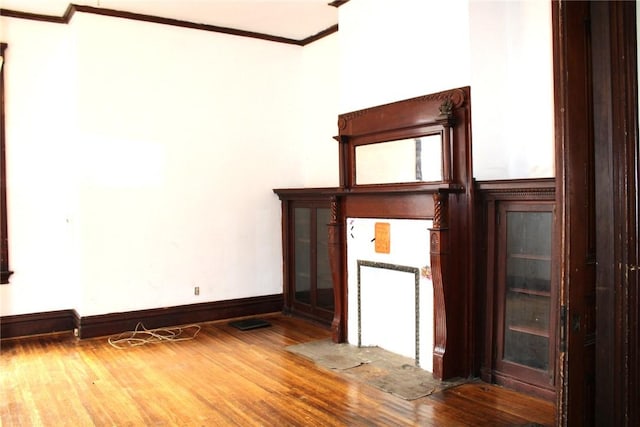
top-left (430, 192), bottom-right (449, 379)
top-left (328, 196), bottom-right (346, 342)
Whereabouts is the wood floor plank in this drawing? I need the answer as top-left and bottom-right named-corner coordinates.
top-left (1, 314), bottom-right (555, 426)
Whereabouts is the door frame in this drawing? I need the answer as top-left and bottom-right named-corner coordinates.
top-left (553, 1), bottom-right (639, 425)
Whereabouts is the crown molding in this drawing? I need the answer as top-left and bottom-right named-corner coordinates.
top-left (0, 3), bottom-right (338, 46)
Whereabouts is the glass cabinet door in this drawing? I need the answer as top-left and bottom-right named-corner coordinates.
top-left (504, 210), bottom-right (552, 370)
top-left (315, 208), bottom-right (334, 311)
top-left (496, 202), bottom-right (556, 386)
top-left (291, 204), bottom-right (333, 323)
top-left (294, 207), bottom-right (311, 304)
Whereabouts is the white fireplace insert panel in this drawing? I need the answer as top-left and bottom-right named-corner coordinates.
top-left (346, 218), bottom-right (434, 372)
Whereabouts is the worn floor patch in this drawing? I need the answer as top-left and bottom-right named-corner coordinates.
top-left (286, 339), bottom-right (466, 400)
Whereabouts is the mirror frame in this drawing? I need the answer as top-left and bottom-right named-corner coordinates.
top-left (336, 87), bottom-right (470, 192)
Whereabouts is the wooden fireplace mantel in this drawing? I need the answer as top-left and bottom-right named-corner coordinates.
top-left (329, 87), bottom-right (475, 380)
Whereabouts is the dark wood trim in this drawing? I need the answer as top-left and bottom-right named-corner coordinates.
top-left (0, 294), bottom-right (284, 340)
top-left (491, 370), bottom-right (556, 402)
top-left (328, 196), bottom-right (346, 342)
top-left (591, 3), bottom-right (615, 423)
top-left (0, 4), bottom-right (338, 46)
top-left (475, 178), bottom-right (556, 200)
top-left (592, 2), bottom-right (639, 425)
top-left (299, 24), bottom-right (339, 46)
top-left (76, 294), bottom-right (284, 339)
top-left (554, 1), bottom-right (640, 425)
top-left (0, 42), bottom-right (11, 285)
top-left (328, 0), bottom-right (350, 7)
top-left (0, 6), bottom-right (70, 23)
top-left (552, 2), bottom-right (595, 424)
top-left (0, 310), bottom-right (76, 339)
top-left (273, 187), bottom-right (341, 200)
top-left (344, 193), bottom-right (435, 219)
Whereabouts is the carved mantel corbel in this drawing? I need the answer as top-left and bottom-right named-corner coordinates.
top-left (430, 191), bottom-right (450, 379)
top-left (328, 195), bottom-right (346, 342)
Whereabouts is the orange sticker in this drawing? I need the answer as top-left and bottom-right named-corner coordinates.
top-left (374, 222), bottom-right (390, 253)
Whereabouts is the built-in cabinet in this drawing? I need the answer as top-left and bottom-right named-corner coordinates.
top-left (273, 190), bottom-right (337, 325)
top-left (497, 203), bottom-right (555, 381)
top-left (478, 179), bottom-right (557, 400)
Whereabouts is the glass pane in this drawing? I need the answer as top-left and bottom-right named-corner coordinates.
top-left (316, 208), bottom-right (334, 310)
top-left (294, 208), bottom-right (311, 304)
top-left (503, 211), bottom-right (552, 370)
top-left (504, 293), bottom-right (550, 369)
top-left (355, 135), bottom-right (442, 184)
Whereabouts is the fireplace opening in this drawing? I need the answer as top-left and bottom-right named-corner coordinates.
top-left (347, 218), bottom-right (434, 372)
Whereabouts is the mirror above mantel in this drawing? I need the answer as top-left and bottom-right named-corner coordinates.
top-left (355, 133), bottom-right (444, 185)
top-left (337, 88), bottom-right (466, 191)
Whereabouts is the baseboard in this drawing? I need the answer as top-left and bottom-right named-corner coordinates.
top-left (491, 370), bottom-right (556, 401)
top-left (0, 294), bottom-right (284, 340)
top-left (0, 309), bottom-right (76, 339)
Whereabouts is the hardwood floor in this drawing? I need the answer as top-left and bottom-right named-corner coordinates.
top-left (0, 314), bottom-right (554, 426)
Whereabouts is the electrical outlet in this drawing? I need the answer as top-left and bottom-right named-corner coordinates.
top-left (194, 286), bottom-right (200, 296)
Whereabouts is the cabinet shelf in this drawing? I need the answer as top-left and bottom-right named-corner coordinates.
top-left (508, 324), bottom-right (550, 338)
top-left (508, 253), bottom-right (551, 261)
top-left (510, 287), bottom-right (551, 297)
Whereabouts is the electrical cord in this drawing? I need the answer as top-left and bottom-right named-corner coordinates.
top-left (108, 322), bottom-right (201, 349)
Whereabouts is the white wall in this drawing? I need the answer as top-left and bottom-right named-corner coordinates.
top-left (338, 0), bottom-right (554, 179)
top-left (1, 19), bottom-right (81, 315)
top-left (72, 14), bottom-right (306, 316)
top-left (0, 13), bottom-right (338, 317)
top-left (301, 33), bottom-right (340, 187)
top-left (1, 0), bottom-right (555, 318)
top-left (339, 0), bottom-right (471, 113)
top-left (469, 0), bottom-right (554, 179)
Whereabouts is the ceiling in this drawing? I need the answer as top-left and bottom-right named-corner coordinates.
top-left (0, 0), bottom-right (340, 41)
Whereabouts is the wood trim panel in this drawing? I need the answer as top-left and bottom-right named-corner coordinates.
top-left (0, 42), bottom-right (11, 284)
top-left (0, 294), bottom-right (283, 340)
top-left (0, 310), bottom-right (76, 339)
top-left (476, 178), bottom-right (556, 200)
top-left (492, 370), bottom-right (556, 402)
top-left (273, 188), bottom-right (341, 201)
top-left (0, 4), bottom-right (337, 46)
top-left (344, 193), bottom-right (435, 219)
